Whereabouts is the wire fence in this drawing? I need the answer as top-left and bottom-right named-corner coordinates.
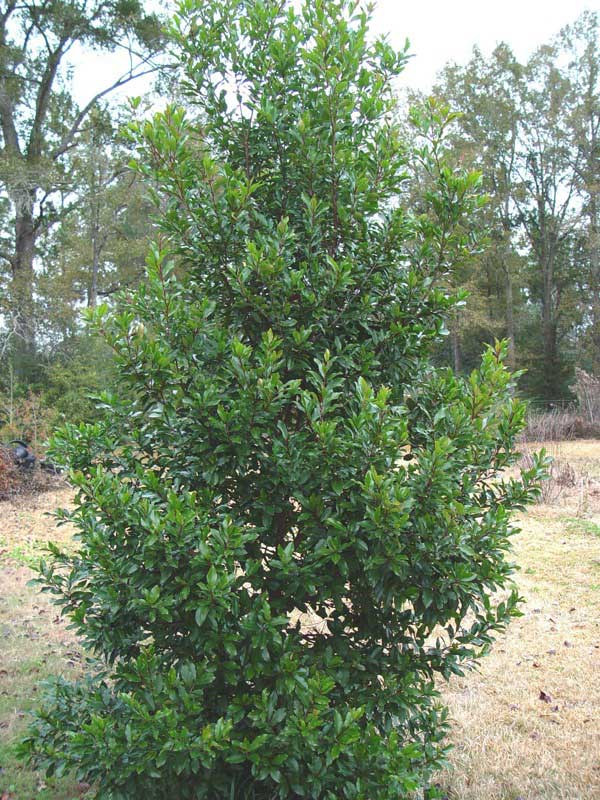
top-left (521, 373), bottom-right (600, 441)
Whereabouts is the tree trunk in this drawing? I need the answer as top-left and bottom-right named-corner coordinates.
top-left (88, 214), bottom-right (101, 308)
top-left (588, 192), bottom-right (600, 375)
top-left (504, 265), bottom-right (516, 370)
top-left (540, 252), bottom-right (558, 404)
top-left (10, 189), bottom-right (38, 379)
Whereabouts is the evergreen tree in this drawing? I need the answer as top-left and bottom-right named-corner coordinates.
top-left (21, 1), bottom-right (544, 798)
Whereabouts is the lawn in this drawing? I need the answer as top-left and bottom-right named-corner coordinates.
top-left (1, 443), bottom-right (599, 799)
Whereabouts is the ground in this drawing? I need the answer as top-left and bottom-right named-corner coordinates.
top-left (0, 443), bottom-right (599, 799)
top-left (436, 440), bottom-right (600, 800)
top-left (0, 488), bottom-right (83, 800)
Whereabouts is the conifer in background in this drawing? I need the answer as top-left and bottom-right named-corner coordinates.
top-left (21, 1), bottom-right (545, 797)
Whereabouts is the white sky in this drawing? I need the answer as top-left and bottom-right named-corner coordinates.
top-left (70, 0), bottom-right (599, 104)
top-left (371, 0), bottom-right (599, 90)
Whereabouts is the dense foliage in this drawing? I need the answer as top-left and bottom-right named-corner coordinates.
top-left (21, 1), bottom-right (545, 798)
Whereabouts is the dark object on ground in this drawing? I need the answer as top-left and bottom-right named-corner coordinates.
top-left (9, 440), bottom-right (37, 469)
top-left (2, 440), bottom-right (62, 474)
top-left (39, 460), bottom-right (62, 474)
top-left (0, 443), bottom-right (64, 501)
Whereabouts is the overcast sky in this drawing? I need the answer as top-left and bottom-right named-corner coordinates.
top-left (371, 0), bottom-right (599, 90)
top-left (70, 0), bottom-right (599, 104)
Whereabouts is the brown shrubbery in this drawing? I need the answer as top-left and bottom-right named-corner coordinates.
top-left (0, 447), bottom-right (20, 500)
top-left (521, 369), bottom-right (600, 442)
top-left (0, 446), bottom-right (63, 502)
top-left (572, 368), bottom-right (600, 426)
top-left (0, 390), bottom-right (57, 451)
top-left (0, 392), bottom-right (64, 501)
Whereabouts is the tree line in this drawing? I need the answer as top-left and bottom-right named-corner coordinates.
top-left (0, 2), bottom-right (598, 439)
top-left (428, 11), bottom-right (599, 404)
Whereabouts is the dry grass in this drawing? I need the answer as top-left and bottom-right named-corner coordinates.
top-left (521, 406), bottom-right (600, 443)
top-left (0, 488), bottom-right (84, 800)
top-left (537, 439), bottom-right (600, 477)
top-left (435, 442), bottom-right (600, 800)
top-left (1, 448), bottom-right (599, 800)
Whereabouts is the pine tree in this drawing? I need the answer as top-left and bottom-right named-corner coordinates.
top-left (21, 2), bottom-right (545, 797)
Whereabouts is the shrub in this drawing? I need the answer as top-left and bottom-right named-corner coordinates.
top-left (571, 369), bottom-right (600, 431)
top-left (41, 335), bottom-right (118, 425)
top-left (521, 406), bottom-right (578, 442)
top-left (20, 1), bottom-right (545, 798)
top-left (521, 405), bottom-right (600, 442)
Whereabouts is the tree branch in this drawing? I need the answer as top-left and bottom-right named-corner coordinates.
top-left (51, 62), bottom-right (162, 161)
top-left (27, 37), bottom-right (70, 161)
top-left (0, 0), bottom-right (18, 30)
top-left (98, 271), bottom-right (145, 298)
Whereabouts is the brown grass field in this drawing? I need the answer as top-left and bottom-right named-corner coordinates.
top-left (0, 442), bottom-right (599, 799)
